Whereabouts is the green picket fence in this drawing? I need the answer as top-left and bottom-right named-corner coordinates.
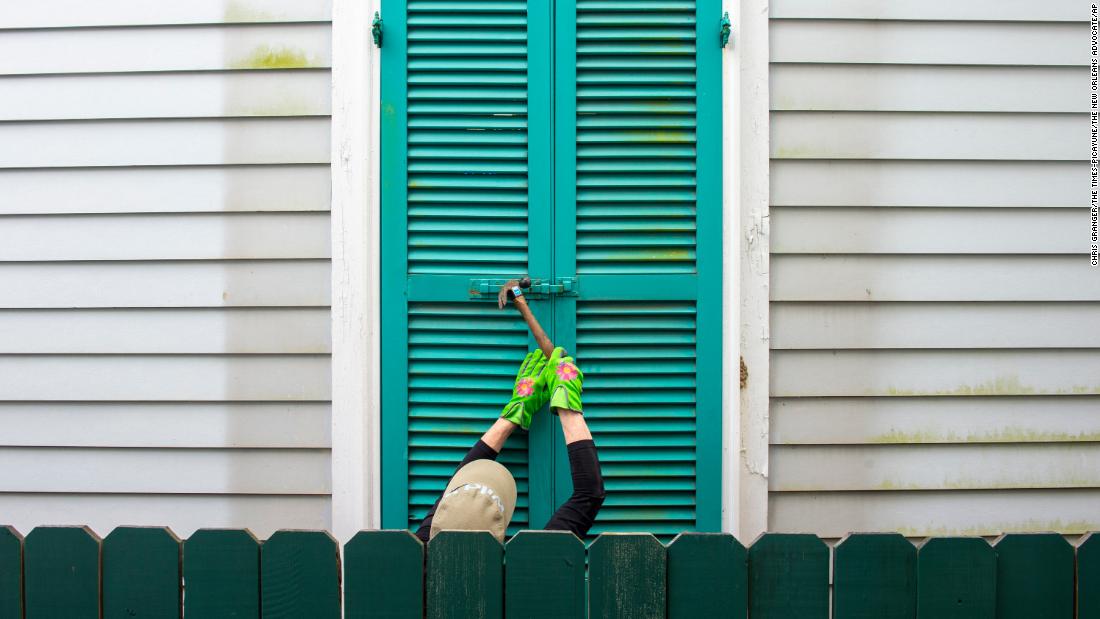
top-left (0, 526), bottom-right (1098, 618)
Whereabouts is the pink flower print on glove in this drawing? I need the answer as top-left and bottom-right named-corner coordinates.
top-left (515, 377), bottom-right (535, 397)
top-left (556, 361), bottom-right (579, 382)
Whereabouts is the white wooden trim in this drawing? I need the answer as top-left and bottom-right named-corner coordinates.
top-left (722, 0), bottom-right (771, 541)
top-left (330, 0), bottom-right (381, 542)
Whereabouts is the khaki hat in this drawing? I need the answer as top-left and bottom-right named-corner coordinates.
top-left (429, 459), bottom-right (516, 543)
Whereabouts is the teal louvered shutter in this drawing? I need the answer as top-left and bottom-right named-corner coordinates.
top-left (550, 0), bottom-right (722, 535)
top-left (380, 0), bottom-right (556, 532)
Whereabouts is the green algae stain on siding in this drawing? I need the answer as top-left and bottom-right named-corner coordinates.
top-left (896, 520), bottom-right (1099, 537)
top-left (870, 427), bottom-right (1100, 445)
top-left (231, 44), bottom-right (318, 69)
top-left (223, 0), bottom-right (276, 23)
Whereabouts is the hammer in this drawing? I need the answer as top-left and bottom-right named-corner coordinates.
top-left (498, 277), bottom-right (555, 358)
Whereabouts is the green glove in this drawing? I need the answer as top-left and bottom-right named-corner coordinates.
top-left (545, 347), bottom-right (584, 414)
top-left (500, 349), bottom-right (551, 430)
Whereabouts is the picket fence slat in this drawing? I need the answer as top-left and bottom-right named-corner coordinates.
top-left (917, 537), bottom-right (996, 619)
top-left (344, 530), bottom-right (424, 619)
top-left (505, 530), bottom-right (585, 618)
top-left (993, 533), bottom-right (1074, 619)
top-left (589, 533), bottom-right (667, 619)
top-left (103, 526), bottom-right (180, 619)
top-left (183, 529), bottom-right (261, 619)
top-left (833, 533), bottom-right (916, 619)
top-left (1081, 533), bottom-right (1100, 619)
top-left (428, 531), bottom-right (503, 619)
top-left (24, 526), bottom-right (101, 619)
top-left (261, 530), bottom-right (341, 619)
top-left (749, 533), bottom-right (829, 619)
top-left (0, 526), bottom-right (22, 619)
top-left (667, 533), bottom-right (747, 619)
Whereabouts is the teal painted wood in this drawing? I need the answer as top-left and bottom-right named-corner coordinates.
top-left (667, 533), bottom-right (747, 619)
top-left (24, 526), bottom-right (101, 619)
top-left (748, 533), bottom-right (829, 619)
top-left (588, 534), bottom-right (667, 619)
top-left (692, 0), bottom-right (724, 533)
top-left (183, 529), bottom-right (260, 619)
top-left (261, 530), bottom-right (340, 619)
top-left (1080, 533), bottom-right (1100, 619)
top-left (378, 0), bottom-right (410, 531)
top-left (344, 530), bottom-right (423, 619)
top-left (563, 0), bottom-right (723, 536)
top-left (526, 0), bottom-right (556, 526)
top-left (505, 531), bottom-right (585, 618)
top-left (0, 526), bottom-right (22, 619)
top-left (833, 533), bottom-right (916, 619)
top-left (993, 533), bottom-right (1073, 619)
top-left (426, 531), bottom-right (503, 619)
top-left (102, 527), bottom-right (180, 619)
top-left (381, 0), bottom-right (546, 532)
top-left (916, 537), bottom-right (995, 619)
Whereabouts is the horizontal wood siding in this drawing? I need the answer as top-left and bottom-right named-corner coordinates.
top-left (768, 4), bottom-right (1097, 537)
top-left (0, 2), bottom-right (332, 538)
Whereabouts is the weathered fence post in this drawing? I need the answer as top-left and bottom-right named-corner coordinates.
top-left (261, 530), bottom-right (341, 618)
top-left (994, 533), bottom-right (1074, 619)
top-left (102, 526), bottom-right (180, 619)
top-left (667, 532), bottom-right (746, 619)
top-left (344, 530), bottom-right (424, 619)
top-left (0, 526), bottom-right (22, 618)
top-left (1080, 533), bottom-right (1100, 619)
top-left (916, 537), bottom-right (995, 619)
top-left (833, 533), bottom-right (916, 619)
top-left (505, 530), bottom-right (585, 618)
top-left (589, 533), bottom-right (667, 619)
top-left (183, 529), bottom-right (260, 619)
top-left (748, 533), bottom-right (828, 619)
top-left (24, 526), bottom-right (101, 619)
top-left (427, 531), bottom-right (503, 619)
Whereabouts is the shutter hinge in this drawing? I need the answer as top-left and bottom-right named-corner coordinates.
top-left (468, 277), bottom-right (578, 300)
top-left (372, 12), bottom-right (383, 47)
top-left (719, 12), bottom-right (731, 48)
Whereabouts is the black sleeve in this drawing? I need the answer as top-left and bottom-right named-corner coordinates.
top-left (543, 439), bottom-right (606, 538)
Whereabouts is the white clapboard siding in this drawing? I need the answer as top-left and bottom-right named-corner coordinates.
top-left (771, 256), bottom-right (1099, 301)
top-left (0, 213), bottom-right (330, 261)
top-left (0, 71), bottom-right (331, 121)
top-left (0, 118), bottom-right (329, 168)
top-left (0, 355), bottom-right (331, 401)
top-left (771, 444), bottom-right (1100, 491)
top-left (771, 490), bottom-right (1100, 538)
top-left (0, 4), bottom-right (333, 535)
top-left (771, 350), bottom-right (1100, 398)
top-left (771, 396), bottom-right (1100, 445)
top-left (0, 448), bottom-right (330, 494)
top-left (769, 7), bottom-right (1100, 537)
top-left (0, 308), bottom-right (330, 353)
top-left (0, 402), bottom-right (331, 448)
top-left (0, 165), bottom-right (330, 215)
top-left (771, 160), bottom-right (1085, 208)
top-left (0, 24), bottom-right (331, 75)
top-left (771, 65), bottom-right (1089, 113)
top-left (1, 0), bottom-right (332, 28)
top-left (0, 261), bottom-right (330, 308)
top-left (771, 302), bottom-right (1100, 349)
top-left (770, 207), bottom-right (1085, 254)
top-left (771, 112), bottom-right (1085, 161)
top-left (770, 0), bottom-right (1088, 22)
top-left (0, 494), bottom-right (330, 540)
top-left (771, 20), bottom-right (1088, 66)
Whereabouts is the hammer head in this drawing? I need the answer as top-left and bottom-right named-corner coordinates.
top-left (497, 276), bottom-right (532, 309)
